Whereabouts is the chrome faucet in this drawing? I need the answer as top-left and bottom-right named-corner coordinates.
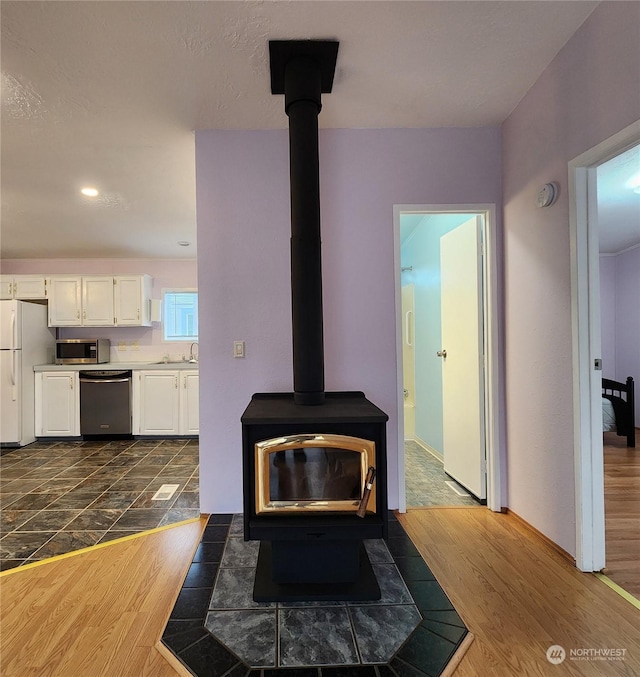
top-left (189, 342), bottom-right (199, 363)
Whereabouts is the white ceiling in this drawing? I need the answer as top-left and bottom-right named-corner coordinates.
top-left (597, 144), bottom-right (640, 255)
top-left (4, 0), bottom-right (627, 261)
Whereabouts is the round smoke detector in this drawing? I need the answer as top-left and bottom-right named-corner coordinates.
top-left (537, 182), bottom-right (559, 208)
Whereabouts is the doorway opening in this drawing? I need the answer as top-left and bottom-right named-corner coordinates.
top-left (394, 205), bottom-right (502, 513)
top-left (570, 120), bottom-right (640, 581)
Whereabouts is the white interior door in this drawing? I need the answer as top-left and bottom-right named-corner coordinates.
top-left (440, 216), bottom-right (486, 499)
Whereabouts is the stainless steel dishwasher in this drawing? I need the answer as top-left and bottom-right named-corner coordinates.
top-left (79, 370), bottom-right (132, 435)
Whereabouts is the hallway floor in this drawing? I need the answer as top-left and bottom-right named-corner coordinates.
top-left (405, 440), bottom-right (480, 507)
top-left (0, 438), bottom-right (199, 571)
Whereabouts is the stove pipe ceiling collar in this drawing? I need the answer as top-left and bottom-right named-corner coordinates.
top-left (269, 40), bottom-right (339, 406)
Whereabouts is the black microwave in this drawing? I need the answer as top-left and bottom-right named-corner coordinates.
top-left (55, 339), bottom-right (111, 364)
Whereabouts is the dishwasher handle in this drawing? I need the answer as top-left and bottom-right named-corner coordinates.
top-left (80, 377), bottom-right (130, 384)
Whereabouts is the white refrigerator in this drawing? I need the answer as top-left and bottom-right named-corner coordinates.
top-left (1, 300), bottom-right (55, 447)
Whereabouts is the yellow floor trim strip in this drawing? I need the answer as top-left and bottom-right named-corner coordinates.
top-left (594, 573), bottom-right (640, 610)
top-left (441, 631), bottom-right (474, 676)
top-left (0, 517), bottom-right (203, 577)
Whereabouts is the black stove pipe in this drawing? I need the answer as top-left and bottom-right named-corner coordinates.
top-left (284, 55), bottom-right (325, 405)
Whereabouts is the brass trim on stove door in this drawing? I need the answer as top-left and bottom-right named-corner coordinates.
top-left (255, 433), bottom-right (376, 515)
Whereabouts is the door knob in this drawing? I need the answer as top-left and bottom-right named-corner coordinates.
top-left (437, 349), bottom-right (447, 358)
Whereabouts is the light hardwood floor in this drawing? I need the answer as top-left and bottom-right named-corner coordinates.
top-left (1, 510), bottom-right (639, 676)
top-left (399, 508), bottom-right (640, 676)
top-left (0, 518), bottom-right (206, 677)
top-left (603, 429), bottom-right (640, 598)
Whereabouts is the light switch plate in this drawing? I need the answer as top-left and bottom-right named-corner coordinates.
top-left (233, 341), bottom-right (245, 358)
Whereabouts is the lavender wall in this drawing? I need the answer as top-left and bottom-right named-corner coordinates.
top-left (196, 127), bottom-right (501, 513)
top-left (615, 246), bottom-right (640, 422)
top-left (600, 247), bottom-right (640, 403)
top-left (1, 258), bottom-right (197, 362)
top-left (502, 2), bottom-right (640, 554)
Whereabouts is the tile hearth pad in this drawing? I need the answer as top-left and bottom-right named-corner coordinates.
top-left (162, 513), bottom-right (468, 676)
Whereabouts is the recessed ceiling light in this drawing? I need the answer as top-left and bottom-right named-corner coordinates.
top-left (177, 241), bottom-right (191, 247)
top-left (81, 187), bottom-right (99, 197)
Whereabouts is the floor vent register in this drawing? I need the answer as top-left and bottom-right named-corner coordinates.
top-left (152, 484), bottom-right (180, 501)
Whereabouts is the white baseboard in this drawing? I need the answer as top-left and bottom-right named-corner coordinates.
top-left (413, 436), bottom-right (444, 463)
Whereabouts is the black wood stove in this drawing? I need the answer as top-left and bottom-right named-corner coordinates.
top-left (242, 40), bottom-right (388, 602)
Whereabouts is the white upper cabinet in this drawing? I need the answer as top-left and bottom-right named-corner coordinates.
top-left (0, 275), bottom-right (48, 300)
top-left (0, 276), bottom-right (14, 300)
top-left (48, 277), bottom-right (83, 326)
top-left (48, 274), bottom-right (152, 327)
top-left (114, 275), bottom-right (152, 326)
top-left (82, 276), bottom-right (115, 326)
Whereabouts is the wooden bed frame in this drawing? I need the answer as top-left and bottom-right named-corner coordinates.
top-left (602, 376), bottom-right (636, 448)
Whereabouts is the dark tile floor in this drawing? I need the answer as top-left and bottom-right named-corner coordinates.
top-left (163, 513), bottom-right (468, 676)
top-left (0, 438), bottom-right (199, 571)
top-left (405, 441), bottom-right (479, 508)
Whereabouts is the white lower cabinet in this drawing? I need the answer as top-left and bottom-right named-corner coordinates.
top-left (180, 371), bottom-right (199, 435)
top-left (35, 371), bottom-right (80, 437)
top-left (133, 370), bottom-right (198, 436)
top-left (35, 368), bottom-right (198, 439)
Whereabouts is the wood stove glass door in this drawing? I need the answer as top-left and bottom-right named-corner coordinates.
top-left (255, 434), bottom-right (376, 514)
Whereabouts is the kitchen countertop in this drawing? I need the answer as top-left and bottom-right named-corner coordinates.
top-left (33, 361), bottom-right (198, 372)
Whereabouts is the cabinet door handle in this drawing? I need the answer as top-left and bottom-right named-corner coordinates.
top-left (77, 310), bottom-right (80, 320)
top-left (137, 308), bottom-right (140, 320)
top-left (13, 282), bottom-right (17, 295)
top-left (175, 376), bottom-right (178, 389)
top-left (183, 376), bottom-right (187, 389)
top-left (70, 376), bottom-right (74, 390)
